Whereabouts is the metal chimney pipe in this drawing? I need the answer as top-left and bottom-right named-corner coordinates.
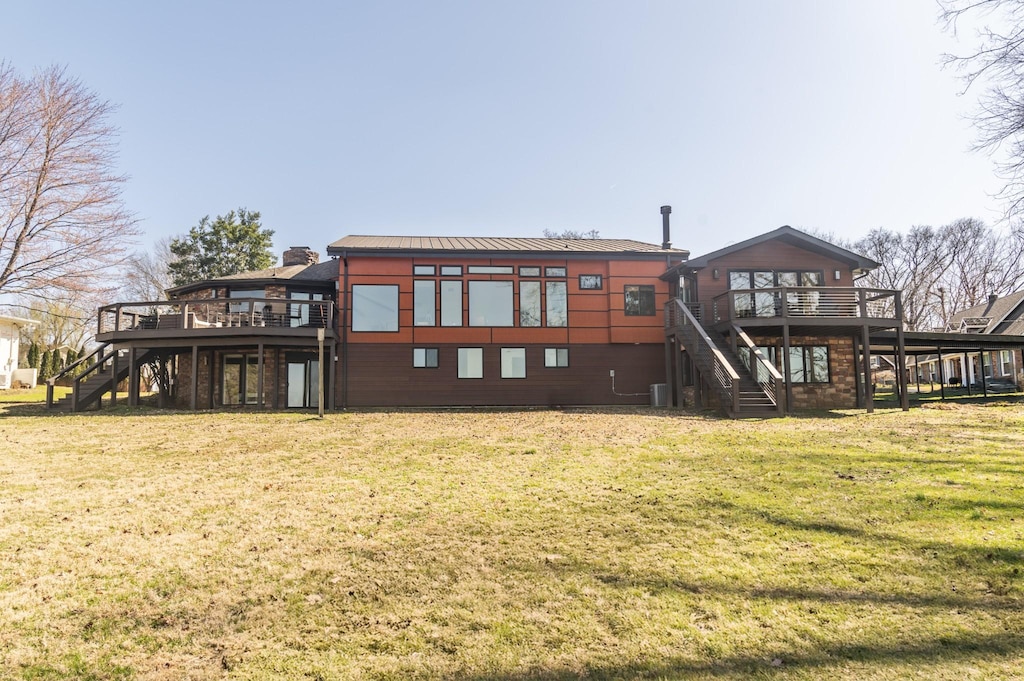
top-left (660, 205), bottom-right (672, 249)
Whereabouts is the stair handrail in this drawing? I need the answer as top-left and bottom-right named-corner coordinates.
top-left (46, 343), bottom-right (109, 409)
top-left (732, 325), bottom-right (785, 415)
top-left (668, 299), bottom-right (740, 414)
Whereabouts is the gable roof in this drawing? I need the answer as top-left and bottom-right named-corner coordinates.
top-left (947, 290), bottom-right (1024, 335)
top-left (683, 225), bottom-right (879, 271)
top-left (327, 235), bottom-right (687, 259)
top-left (165, 259), bottom-right (339, 296)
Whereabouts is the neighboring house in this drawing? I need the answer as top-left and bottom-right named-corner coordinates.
top-left (47, 209), bottom-right (1022, 416)
top-left (0, 314), bottom-right (38, 389)
top-left (940, 291), bottom-right (1024, 388)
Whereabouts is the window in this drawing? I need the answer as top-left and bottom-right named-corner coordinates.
top-left (352, 285), bottom-right (399, 331)
top-left (519, 266), bottom-right (541, 277)
top-left (413, 265), bottom-right (436, 275)
top-left (414, 280), bottom-right (435, 326)
top-left (546, 281), bottom-right (568, 327)
top-left (545, 266), bottom-right (566, 277)
top-left (788, 346), bottom-right (830, 383)
top-left (624, 285), bottom-right (656, 316)
top-left (544, 348), bottom-right (569, 368)
top-left (441, 280), bottom-right (463, 326)
top-left (520, 281), bottom-right (541, 327)
top-left (579, 274), bottom-right (602, 290)
top-left (286, 353), bottom-right (319, 408)
top-left (468, 265), bottom-right (514, 274)
top-left (1001, 350), bottom-right (1013, 376)
top-left (469, 281), bottom-right (513, 326)
top-left (441, 265), bottom-right (463, 276)
top-left (501, 348), bottom-right (526, 378)
top-left (229, 289), bottom-right (265, 313)
top-left (223, 354), bottom-right (259, 405)
top-left (413, 348), bottom-right (439, 368)
top-left (458, 348), bottom-right (483, 378)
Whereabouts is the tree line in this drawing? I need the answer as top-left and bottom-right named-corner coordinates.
top-left (847, 219), bottom-right (1024, 331)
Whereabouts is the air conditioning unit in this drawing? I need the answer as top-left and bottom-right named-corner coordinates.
top-left (0, 373), bottom-right (10, 390)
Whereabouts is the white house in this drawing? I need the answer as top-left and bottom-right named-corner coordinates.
top-left (0, 314), bottom-right (38, 389)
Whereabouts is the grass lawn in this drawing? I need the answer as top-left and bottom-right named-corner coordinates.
top-left (0, 401), bottom-right (1022, 679)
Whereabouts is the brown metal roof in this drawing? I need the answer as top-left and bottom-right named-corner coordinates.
top-left (327, 235), bottom-right (687, 257)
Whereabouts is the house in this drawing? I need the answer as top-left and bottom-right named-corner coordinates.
top-left (66, 208), bottom-right (1024, 416)
top-left (938, 291), bottom-right (1024, 388)
top-left (326, 233), bottom-right (686, 407)
top-left (0, 314), bottom-right (38, 389)
top-left (661, 225), bottom-right (907, 415)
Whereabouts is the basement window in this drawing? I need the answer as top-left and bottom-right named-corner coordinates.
top-left (501, 348), bottom-right (527, 378)
top-left (413, 348), bottom-right (439, 368)
top-left (789, 346), bottom-right (830, 383)
top-left (458, 348), bottom-right (483, 379)
top-left (544, 348), bottom-right (569, 368)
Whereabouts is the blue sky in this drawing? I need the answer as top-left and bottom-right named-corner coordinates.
top-left (3, 0), bottom-right (1003, 261)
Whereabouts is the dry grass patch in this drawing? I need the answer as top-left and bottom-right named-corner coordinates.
top-left (0, 403), bottom-right (1022, 679)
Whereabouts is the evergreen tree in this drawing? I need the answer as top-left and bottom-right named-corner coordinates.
top-left (39, 350), bottom-right (52, 381)
top-left (168, 209), bottom-right (275, 286)
top-left (49, 350), bottom-right (62, 378)
top-left (27, 342), bottom-right (39, 370)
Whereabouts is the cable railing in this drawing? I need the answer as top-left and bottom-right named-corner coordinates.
top-left (666, 299), bottom-right (740, 414)
top-left (97, 298), bottom-right (334, 336)
top-left (732, 324), bottom-right (784, 415)
top-left (711, 287), bottom-right (901, 324)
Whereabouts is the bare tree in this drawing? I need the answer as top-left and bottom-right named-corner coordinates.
top-left (0, 63), bottom-right (137, 300)
top-left (122, 237), bottom-right (174, 301)
top-left (941, 1), bottom-right (1024, 219)
top-left (543, 228), bottom-right (600, 239)
top-left (938, 217), bottom-right (1024, 319)
top-left (854, 226), bottom-right (951, 331)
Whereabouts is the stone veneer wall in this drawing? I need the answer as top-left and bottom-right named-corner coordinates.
top-left (750, 335), bottom-right (858, 410)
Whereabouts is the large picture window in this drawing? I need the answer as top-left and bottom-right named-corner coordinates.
top-left (789, 346), bottom-right (830, 383)
top-left (352, 285), bottom-right (399, 332)
top-left (624, 285), bottom-right (656, 316)
top-left (520, 281), bottom-right (541, 327)
top-left (546, 281), bottom-right (567, 327)
top-left (414, 280), bottom-right (435, 326)
top-left (469, 281), bottom-right (513, 326)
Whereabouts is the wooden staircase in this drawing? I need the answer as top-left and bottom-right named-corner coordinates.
top-left (666, 299), bottom-right (783, 418)
top-left (47, 345), bottom-right (159, 412)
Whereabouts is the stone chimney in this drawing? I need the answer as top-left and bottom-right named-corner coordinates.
top-left (282, 246), bottom-right (319, 267)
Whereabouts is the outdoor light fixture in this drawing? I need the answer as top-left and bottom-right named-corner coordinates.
top-left (712, 268), bottom-right (719, 279)
top-left (834, 269), bottom-right (842, 281)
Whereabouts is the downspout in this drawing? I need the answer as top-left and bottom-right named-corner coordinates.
top-left (341, 251), bottom-right (349, 409)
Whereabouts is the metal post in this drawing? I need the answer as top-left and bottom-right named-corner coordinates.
top-left (128, 346), bottom-right (138, 407)
top-left (110, 348), bottom-right (119, 407)
top-left (317, 328), bottom-right (325, 418)
top-left (782, 323), bottom-right (793, 413)
top-left (938, 348), bottom-right (945, 400)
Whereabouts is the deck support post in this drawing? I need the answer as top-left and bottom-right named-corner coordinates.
top-left (257, 342), bottom-right (265, 409)
top-left (782, 323), bottom-right (793, 414)
top-left (110, 347), bottom-right (119, 408)
top-left (128, 346), bottom-right (139, 407)
top-left (208, 350), bottom-right (215, 408)
top-left (964, 352), bottom-right (972, 394)
top-left (862, 324), bottom-right (873, 414)
top-left (896, 336), bottom-right (909, 411)
top-left (190, 345), bottom-right (199, 411)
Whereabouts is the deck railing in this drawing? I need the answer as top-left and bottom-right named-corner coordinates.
top-left (98, 298), bottom-right (334, 336)
top-left (666, 299), bottom-right (740, 414)
top-left (710, 287), bottom-right (901, 324)
top-left (732, 324), bottom-right (784, 414)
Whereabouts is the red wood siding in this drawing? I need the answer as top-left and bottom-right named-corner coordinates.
top-left (693, 241), bottom-right (857, 304)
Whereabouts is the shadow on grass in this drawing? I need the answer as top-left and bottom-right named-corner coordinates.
top-left (452, 631), bottom-right (1024, 680)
